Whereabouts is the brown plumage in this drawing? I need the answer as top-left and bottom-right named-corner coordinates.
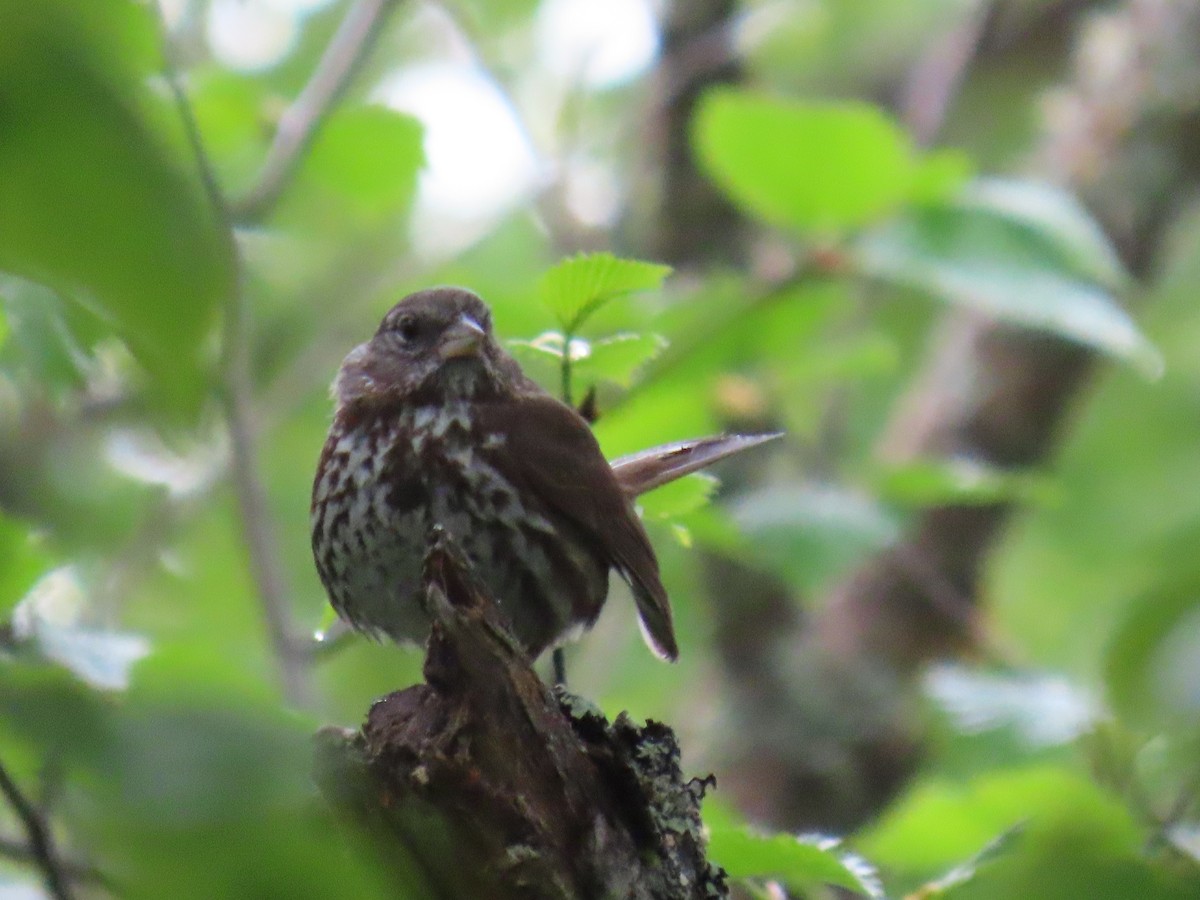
top-left (311, 287), bottom-right (678, 660)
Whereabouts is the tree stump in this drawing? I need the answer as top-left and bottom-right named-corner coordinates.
top-left (313, 531), bottom-right (727, 899)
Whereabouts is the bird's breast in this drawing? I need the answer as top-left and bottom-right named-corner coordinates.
top-left (313, 402), bottom-right (606, 652)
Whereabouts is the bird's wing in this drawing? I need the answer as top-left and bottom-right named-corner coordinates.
top-left (475, 395), bottom-right (678, 660)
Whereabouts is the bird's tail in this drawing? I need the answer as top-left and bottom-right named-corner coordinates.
top-left (629, 577), bottom-right (678, 662)
top-left (611, 433), bottom-right (781, 497)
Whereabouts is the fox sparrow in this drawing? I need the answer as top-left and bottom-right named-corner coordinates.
top-left (311, 287), bottom-right (680, 660)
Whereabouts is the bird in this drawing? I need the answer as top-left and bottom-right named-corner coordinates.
top-left (311, 286), bottom-right (775, 662)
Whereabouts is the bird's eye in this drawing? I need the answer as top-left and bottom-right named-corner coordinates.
top-left (394, 317), bottom-right (420, 342)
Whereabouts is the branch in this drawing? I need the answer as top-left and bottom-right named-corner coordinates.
top-left (0, 759), bottom-right (75, 900)
top-left (314, 530), bottom-right (725, 898)
top-left (159, 20), bottom-right (313, 706)
top-left (898, 0), bottom-right (994, 146)
top-left (222, 277), bottom-right (315, 707)
top-left (0, 836), bottom-right (107, 888)
top-left (232, 0), bottom-right (402, 222)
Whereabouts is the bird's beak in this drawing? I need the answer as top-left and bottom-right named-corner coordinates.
top-left (439, 315), bottom-right (486, 360)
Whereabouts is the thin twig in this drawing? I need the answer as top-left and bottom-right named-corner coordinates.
top-left (223, 275), bottom-right (315, 706)
top-left (560, 337), bottom-right (574, 409)
top-left (232, 0), bottom-right (402, 221)
top-left (0, 760), bottom-right (76, 900)
top-left (0, 836), bottom-right (108, 887)
top-left (159, 21), bottom-right (313, 706)
top-left (898, 0), bottom-right (993, 146)
top-left (552, 332), bottom-right (579, 686)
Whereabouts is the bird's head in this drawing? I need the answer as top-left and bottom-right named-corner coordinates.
top-left (334, 288), bottom-right (524, 407)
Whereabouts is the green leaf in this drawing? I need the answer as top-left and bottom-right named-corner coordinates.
top-left (506, 332), bottom-right (569, 390)
top-left (575, 332), bottom-right (668, 388)
top-left (0, 2), bottom-right (234, 410)
top-left (0, 514), bottom-right (52, 617)
top-left (2, 658), bottom-right (402, 899)
top-left (0, 279), bottom-right (94, 394)
top-left (452, 0), bottom-right (542, 31)
top-left (960, 178), bottom-right (1128, 288)
top-left (281, 104), bottom-right (424, 228)
top-left (539, 253), bottom-right (671, 333)
top-left (693, 90), bottom-right (928, 232)
top-left (188, 68), bottom-right (272, 197)
top-left (1105, 576), bottom-right (1200, 726)
top-left (726, 483), bottom-right (899, 591)
top-left (876, 458), bottom-right (1060, 507)
top-left (858, 766), bottom-right (1140, 878)
top-left (638, 473), bottom-right (719, 521)
top-left (105, 699), bottom-right (315, 824)
top-left (912, 823), bottom-right (1026, 897)
top-left (855, 205), bottom-right (1162, 376)
top-left (705, 803), bottom-right (881, 896)
top-left (911, 149), bottom-right (976, 204)
top-left (509, 331), bottom-right (668, 390)
top-left (0, 659), bottom-right (119, 764)
top-left (592, 377), bottom-right (716, 460)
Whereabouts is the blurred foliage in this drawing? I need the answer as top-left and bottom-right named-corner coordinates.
top-left (705, 800), bottom-right (883, 897)
top-left (0, 0), bottom-right (1198, 897)
top-left (695, 89), bottom-right (968, 233)
top-left (0, 0), bottom-right (233, 413)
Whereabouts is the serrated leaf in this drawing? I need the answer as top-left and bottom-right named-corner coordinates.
top-left (706, 805), bottom-right (881, 896)
top-left (539, 253), bottom-right (671, 332)
top-left (510, 331), bottom-right (666, 391)
top-left (507, 331), bottom-right (579, 392)
top-left (855, 206), bottom-right (1162, 377)
top-left (637, 473), bottom-right (719, 521)
top-left (507, 331), bottom-right (587, 361)
top-left (575, 332), bottom-right (667, 387)
top-left (693, 90), bottom-right (923, 232)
